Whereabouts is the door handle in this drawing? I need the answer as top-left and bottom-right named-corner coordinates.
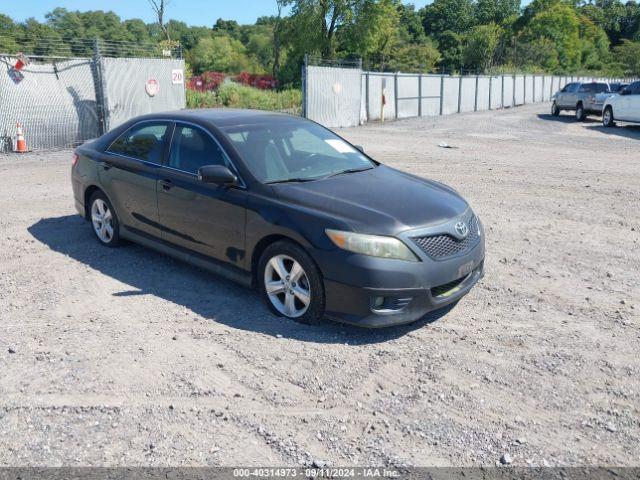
top-left (99, 161), bottom-right (112, 171)
top-left (160, 179), bottom-right (173, 191)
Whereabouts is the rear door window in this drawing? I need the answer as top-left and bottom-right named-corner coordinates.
top-left (593, 83), bottom-right (608, 93)
top-left (108, 122), bottom-right (169, 164)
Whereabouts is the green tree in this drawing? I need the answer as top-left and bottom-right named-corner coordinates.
top-left (475, 0), bottom-right (521, 25)
top-left (613, 39), bottom-right (640, 75)
top-left (342, 0), bottom-right (400, 68)
top-left (187, 35), bottom-right (252, 74)
top-left (387, 42), bottom-right (441, 71)
top-left (463, 23), bottom-right (502, 71)
top-left (397, 3), bottom-right (427, 45)
top-left (421, 0), bottom-right (475, 39)
top-left (0, 14), bottom-right (19, 52)
top-left (437, 30), bottom-right (464, 71)
top-left (284, 0), bottom-right (360, 58)
top-left (519, 0), bottom-right (582, 71)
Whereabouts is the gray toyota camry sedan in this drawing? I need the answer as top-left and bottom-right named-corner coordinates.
top-left (71, 109), bottom-right (485, 327)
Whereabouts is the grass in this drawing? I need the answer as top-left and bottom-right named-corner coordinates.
top-left (186, 83), bottom-right (302, 114)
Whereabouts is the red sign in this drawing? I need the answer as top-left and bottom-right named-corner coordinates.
top-left (145, 79), bottom-right (160, 97)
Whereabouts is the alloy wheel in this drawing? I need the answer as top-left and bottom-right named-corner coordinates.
top-left (603, 109), bottom-right (612, 126)
top-left (91, 198), bottom-right (114, 243)
top-left (263, 254), bottom-right (311, 318)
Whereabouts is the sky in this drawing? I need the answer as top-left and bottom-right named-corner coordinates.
top-left (3, 0), bottom-right (432, 26)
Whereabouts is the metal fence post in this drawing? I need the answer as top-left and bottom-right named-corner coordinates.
top-left (365, 72), bottom-right (370, 122)
top-left (523, 74), bottom-right (526, 105)
top-left (474, 75), bottom-right (479, 111)
top-left (92, 38), bottom-right (108, 134)
top-left (488, 75), bottom-right (492, 110)
top-left (394, 73), bottom-right (399, 120)
top-left (439, 75), bottom-right (444, 115)
top-left (513, 74), bottom-right (516, 106)
top-left (418, 74), bottom-right (422, 117)
top-left (533, 74), bottom-right (536, 103)
top-left (501, 75), bottom-right (505, 109)
top-left (301, 54), bottom-right (308, 118)
top-left (457, 75), bottom-right (463, 113)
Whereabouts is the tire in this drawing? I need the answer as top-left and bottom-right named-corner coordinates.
top-left (575, 103), bottom-right (585, 121)
top-left (89, 190), bottom-right (121, 247)
top-left (258, 240), bottom-right (325, 325)
top-left (603, 106), bottom-right (616, 128)
top-left (551, 102), bottom-right (560, 116)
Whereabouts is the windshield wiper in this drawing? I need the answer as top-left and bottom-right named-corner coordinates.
top-left (323, 166), bottom-right (375, 179)
top-left (265, 177), bottom-right (319, 185)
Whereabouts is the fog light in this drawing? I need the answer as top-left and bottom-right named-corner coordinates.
top-left (372, 296), bottom-right (385, 308)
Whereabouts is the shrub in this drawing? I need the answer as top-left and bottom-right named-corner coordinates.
top-left (186, 83), bottom-right (301, 114)
top-left (235, 71), bottom-right (278, 90)
top-left (187, 71), bottom-right (226, 92)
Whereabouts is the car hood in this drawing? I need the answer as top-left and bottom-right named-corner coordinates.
top-left (270, 165), bottom-right (469, 235)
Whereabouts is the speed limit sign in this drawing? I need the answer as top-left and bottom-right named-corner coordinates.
top-left (172, 69), bottom-right (184, 85)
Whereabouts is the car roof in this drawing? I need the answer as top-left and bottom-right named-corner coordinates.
top-left (134, 108), bottom-right (302, 128)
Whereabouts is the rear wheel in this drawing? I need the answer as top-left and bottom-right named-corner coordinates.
top-left (575, 103), bottom-right (585, 121)
top-left (551, 101), bottom-right (560, 116)
top-left (258, 241), bottom-right (325, 325)
top-left (89, 191), bottom-right (121, 247)
top-left (603, 106), bottom-right (616, 127)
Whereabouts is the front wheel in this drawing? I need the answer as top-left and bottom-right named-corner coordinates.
top-left (551, 102), bottom-right (560, 116)
top-left (603, 107), bottom-right (616, 128)
top-left (575, 104), bottom-right (585, 121)
top-left (258, 240), bottom-right (325, 325)
top-left (89, 191), bottom-right (121, 247)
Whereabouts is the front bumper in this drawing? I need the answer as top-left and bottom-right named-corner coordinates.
top-left (324, 260), bottom-right (484, 327)
top-left (316, 210), bottom-right (486, 328)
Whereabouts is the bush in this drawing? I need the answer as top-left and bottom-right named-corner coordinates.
top-left (187, 71), bottom-right (226, 92)
top-left (186, 83), bottom-right (301, 114)
top-left (235, 71), bottom-right (278, 90)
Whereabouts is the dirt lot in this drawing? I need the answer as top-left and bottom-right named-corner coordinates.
top-left (0, 104), bottom-right (638, 468)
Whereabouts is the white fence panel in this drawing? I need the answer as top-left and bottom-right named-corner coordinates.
top-left (525, 76), bottom-right (534, 103)
top-left (442, 77), bottom-right (459, 115)
top-left (460, 77), bottom-right (477, 112)
top-left (490, 76), bottom-right (502, 109)
top-left (397, 75), bottom-right (419, 119)
top-left (503, 76), bottom-right (514, 108)
top-left (514, 75), bottom-right (525, 105)
top-left (476, 76), bottom-right (490, 111)
top-left (420, 75), bottom-right (441, 116)
top-left (306, 66), bottom-right (362, 127)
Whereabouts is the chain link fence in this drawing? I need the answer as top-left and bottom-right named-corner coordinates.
top-left (303, 60), bottom-right (629, 128)
top-left (0, 37), bottom-right (185, 151)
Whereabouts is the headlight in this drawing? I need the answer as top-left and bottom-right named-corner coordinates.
top-left (325, 229), bottom-right (419, 262)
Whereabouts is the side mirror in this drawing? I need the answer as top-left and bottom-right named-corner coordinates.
top-left (354, 145), bottom-right (365, 153)
top-left (198, 165), bottom-right (237, 185)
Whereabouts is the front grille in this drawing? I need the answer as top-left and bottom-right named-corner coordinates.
top-left (412, 216), bottom-right (480, 260)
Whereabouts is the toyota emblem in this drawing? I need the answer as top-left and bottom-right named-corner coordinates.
top-left (455, 221), bottom-right (469, 238)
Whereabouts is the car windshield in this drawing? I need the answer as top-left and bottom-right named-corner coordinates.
top-left (223, 121), bottom-right (376, 184)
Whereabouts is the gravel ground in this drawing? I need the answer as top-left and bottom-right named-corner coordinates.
top-left (0, 104), bottom-right (638, 467)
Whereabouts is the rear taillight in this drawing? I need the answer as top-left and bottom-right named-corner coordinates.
top-left (72, 152), bottom-right (79, 168)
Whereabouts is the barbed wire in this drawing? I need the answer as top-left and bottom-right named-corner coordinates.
top-left (0, 35), bottom-right (182, 59)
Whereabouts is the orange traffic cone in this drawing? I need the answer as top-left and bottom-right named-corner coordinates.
top-left (14, 123), bottom-right (29, 153)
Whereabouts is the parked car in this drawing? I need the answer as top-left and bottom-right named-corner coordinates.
top-left (71, 110), bottom-right (485, 328)
top-left (551, 82), bottom-right (610, 120)
top-left (603, 81), bottom-right (640, 127)
top-left (593, 83), bottom-right (629, 113)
